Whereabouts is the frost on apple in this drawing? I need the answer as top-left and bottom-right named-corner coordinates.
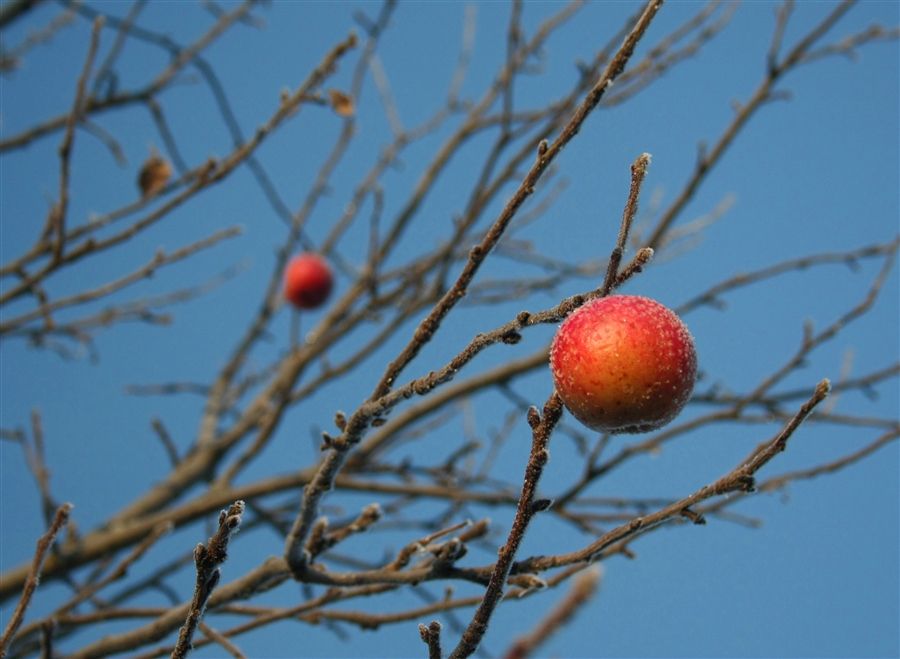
top-left (549, 295), bottom-right (697, 433)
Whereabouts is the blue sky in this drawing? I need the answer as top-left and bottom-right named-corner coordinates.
top-left (1, 2), bottom-right (898, 658)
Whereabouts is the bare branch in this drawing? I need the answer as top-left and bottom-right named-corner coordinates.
top-left (0, 503), bottom-right (73, 658)
top-left (284, 0), bottom-right (665, 581)
top-left (448, 392), bottom-right (564, 659)
top-left (503, 567), bottom-right (601, 659)
top-left (418, 620), bottom-right (443, 659)
top-left (171, 501), bottom-right (245, 659)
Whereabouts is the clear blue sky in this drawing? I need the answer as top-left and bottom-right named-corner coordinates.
top-left (1, 2), bottom-right (898, 658)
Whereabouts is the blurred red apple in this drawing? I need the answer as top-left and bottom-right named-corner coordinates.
top-left (283, 253), bottom-right (333, 310)
top-left (550, 295), bottom-right (697, 433)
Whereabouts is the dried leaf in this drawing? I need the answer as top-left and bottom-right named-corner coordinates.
top-left (328, 89), bottom-right (355, 117)
top-left (138, 155), bottom-right (172, 198)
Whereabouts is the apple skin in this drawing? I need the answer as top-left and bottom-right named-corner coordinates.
top-left (550, 295), bottom-right (697, 434)
top-left (283, 253), bottom-right (334, 310)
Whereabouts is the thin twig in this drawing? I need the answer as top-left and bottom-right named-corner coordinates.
top-left (0, 1), bottom-right (258, 153)
top-left (677, 238), bottom-right (899, 314)
top-left (44, 15), bottom-right (104, 267)
top-left (1, 226), bottom-right (242, 335)
top-left (284, 0), bottom-right (665, 580)
top-left (601, 152), bottom-right (652, 295)
top-left (503, 567), bottom-right (601, 659)
top-left (643, 0), bottom-right (858, 249)
top-left (0, 503), bottom-right (73, 658)
top-left (171, 501), bottom-right (245, 659)
top-left (198, 622), bottom-right (246, 659)
top-left (448, 393), bottom-right (564, 659)
top-left (514, 380), bottom-right (832, 574)
top-left (758, 429), bottom-right (900, 492)
top-left (418, 620), bottom-right (443, 659)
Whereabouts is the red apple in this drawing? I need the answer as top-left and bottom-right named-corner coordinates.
top-left (283, 253), bottom-right (333, 310)
top-left (550, 295), bottom-right (697, 434)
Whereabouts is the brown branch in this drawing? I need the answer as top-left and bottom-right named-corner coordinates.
top-left (150, 418), bottom-right (181, 467)
top-left (800, 24), bottom-right (900, 64)
top-left (90, 0), bottom-right (146, 98)
top-left (194, 11), bottom-right (385, 448)
top-left (60, 375), bottom-right (878, 659)
top-left (741, 245), bottom-right (896, 407)
top-left (1, 5), bottom-right (77, 76)
top-left (305, 503), bottom-right (383, 560)
top-left (0, 0), bottom-right (46, 30)
top-left (692, 362), bottom-right (899, 410)
top-left (69, 0), bottom-right (672, 550)
top-left (42, 16), bottom-right (103, 267)
top-left (64, 523), bottom-right (172, 612)
top-left (418, 620), bottom-right (443, 659)
top-left (0, 146), bottom-right (664, 608)
top-left (0, 226), bottom-right (242, 336)
top-left (643, 0), bottom-right (858, 249)
top-left (24, 410), bottom-right (57, 527)
top-left (353, 348), bottom-right (548, 465)
top-left (0, 30), bottom-right (355, 309)
top-left (10, 521), bottom-right (174, 652)
top-left (285, 0), bottom-right (665, 579)
top-left (132, 562), bottom-right (597, 658)
top-left (448, 392), bottom-right (564, 659)
top-left (514, 380), bottom-right (831, 575)
top-left (676, 238), bottom-right (899, 314)
top-left (1, 5), bottom-right (895, 657)
top-left (603, 1), bottom-right (737, 108)
top-left (601, 152), bottom-right (652, 295)
top-left (0, 503), bottom-right (73, 658)
top-left (372, 2), bottom-right (659, 403)
top-left (33, 262), bottom-right (243, 341)
top-left (503, 567), bottom-right (601, 659)
top-left (38, 618), bottom-right (54, 659)
top-left (171, 501), bottom-right (245, 659)
top-left (198, 622), bottom-right (246, 659)
top-left (0, 0), bottom-right (258, 153)
top-left (68, 558), bottom-right (289, 659)
top-left (757, 429), bottom-right (900, 492)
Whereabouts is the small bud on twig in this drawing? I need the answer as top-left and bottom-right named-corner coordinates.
top-left (334, 411), bottom-right (347, 431)
top-left (527, 406), bottom-right (541, 429)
